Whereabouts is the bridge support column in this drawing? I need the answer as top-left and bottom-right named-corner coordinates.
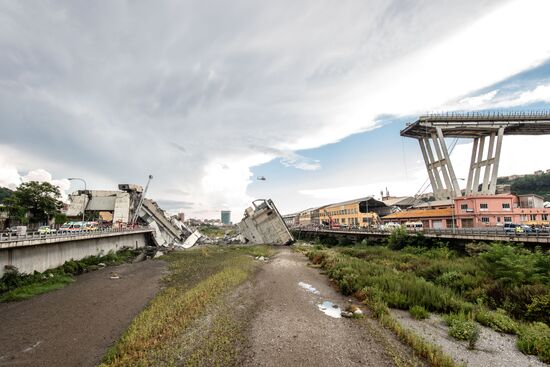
top-left (417, 128), bottom-right (461, 200)
top-left (465, 128), bottom-right (504, 196)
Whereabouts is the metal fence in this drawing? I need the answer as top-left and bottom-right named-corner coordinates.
top-left (289, 225), bottom-right (550, 239)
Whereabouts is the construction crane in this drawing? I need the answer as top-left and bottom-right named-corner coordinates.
top-left (322, 209), bottom-right (338, 229)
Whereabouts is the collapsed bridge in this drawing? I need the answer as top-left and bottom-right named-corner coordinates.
top-left (401, 112), bottom-right (550, 200)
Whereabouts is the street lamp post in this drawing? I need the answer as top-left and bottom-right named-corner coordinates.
top-left (68, 177), bottom-right (87, 222)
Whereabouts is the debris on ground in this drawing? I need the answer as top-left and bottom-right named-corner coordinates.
top-left (298, 281), bottom-right (320, 294)
top-left (317, 301), bottom-right (342, 318)
top-left (109, 272), bottom-right (120, 280)
top-left (254, 256), bottom-right (268, 261)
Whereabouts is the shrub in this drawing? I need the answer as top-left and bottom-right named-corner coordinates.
top-left (517, 322), bottom-right (550, 363)
top-left (409, 305), bottom-right (429, 320)
top-left (474, 308), bottom-right (518, 334)
top-left (485, 283), bottom-right (548, 321)
top-left (388, 227), bottom-right (410, 250)
top-left (480, 244), bottom-right (550, 286)
top-left (465, 242), bottom-right (491, 257)
top-left (444, 313), bottom-right (480, 349)
top-left (526, 294), bottom-right (550, 325)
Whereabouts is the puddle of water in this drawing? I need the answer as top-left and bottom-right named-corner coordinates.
top-left (318, 301), bottom-right (341, 318)
top-left (298, 281), bottom-right (320, 294)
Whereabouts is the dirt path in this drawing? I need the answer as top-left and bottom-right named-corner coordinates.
top-left (242, 248), bottom-right (424, 367)
top-left (0, 259), bottom-right (167, 367)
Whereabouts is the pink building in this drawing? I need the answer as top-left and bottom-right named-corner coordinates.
top-left (454, 194), bottom-right (549, 228)
top-left (383, 193), bottom-right (550, 229)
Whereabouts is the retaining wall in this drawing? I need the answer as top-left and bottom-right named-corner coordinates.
top-left (0, 231), bottom-right (152, 277)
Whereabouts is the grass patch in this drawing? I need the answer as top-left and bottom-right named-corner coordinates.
top-left (101, 246), bottom-right (265, 367)
top-left (409, 305), bottom-right (429, 320)
top-left (304, 242), bottom-right (550, 363)
top-left (0, 274), bottom-right (73, 302)
top-left (474, 308), bottom-right (518, 334)
top-left (0, 248), bottom-right (139, 302)
top-left (516, 322), bottom-right (550, 364)
top-left (443, 313), bottom-right (480, 349)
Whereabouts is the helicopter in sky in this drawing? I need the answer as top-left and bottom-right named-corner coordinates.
top-left (256, 176), bottom-right (266, 181)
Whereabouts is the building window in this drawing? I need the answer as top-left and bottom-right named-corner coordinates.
top-left (460, 204), bottom-right (468, 210)
top-left (480, 203), bottom-right (488, 210)
top-left (502, 203), bottom-right (511, 210)
top-left (504, 216), bottom-right (512, 223)
top-left (481, 217), bottom-right (490, 223)
top-left (543, 214), bottom-right (548, 221)
top-left (521, 215), bottom-right (528, 221)
top-left (530, 214), bottom-right (537, 221)
top-left (497, 217), bottom-right (501, 223)
top-left (341, 218), bottom-right (346, 223)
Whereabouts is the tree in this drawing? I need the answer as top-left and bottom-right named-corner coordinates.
top-left (4, 181), bottom-right (64, 224)
top-left (0, 187), bottom-right (12, 204)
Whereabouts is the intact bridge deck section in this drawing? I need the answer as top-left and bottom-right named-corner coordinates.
top-left (291, 227), bottom-right (550, 245)
top-left (0, 227), bottom-right (154, 249)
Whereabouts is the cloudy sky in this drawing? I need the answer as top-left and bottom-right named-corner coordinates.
top-left (1, 0), bottom-right (550, 219)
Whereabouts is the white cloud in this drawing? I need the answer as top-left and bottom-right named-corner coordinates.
top-left (280, 153), bottom-right (321, 171)
top-left (0, 161), bottom-right (71, 200)
top-left (452, 84), bottom-right (550, 111)
top-left (2, 0), bottom-right (550, 218)
top-left (459, 90), bottom-right (499, 107)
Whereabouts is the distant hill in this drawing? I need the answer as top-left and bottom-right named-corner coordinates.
top-left (498, 173), bottom-right (550, 201)
top-left (0, 187), bottom-right (12, 204)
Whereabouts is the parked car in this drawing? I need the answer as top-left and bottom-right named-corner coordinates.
top-left (520, 224), bottom-right (533, 233)
top-left (83, 221), bottom-right (98, 231)
top-left (3, 226), bottom-right (26, 235)
top-left (503, 223), bottom-right (520, 233)
top-left (37, 226), bottom-right (56, 234)
top-left (3, 226), bottom-right (19, 234)
top-left (58, 222), bottom-right (84, 232)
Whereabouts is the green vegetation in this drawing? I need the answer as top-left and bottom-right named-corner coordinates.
top-left (498, 172), bottom-right (550, 201)
top-left (443, 313), bottom-right (480, 349)
top-left (301, 237), bottom-right (550, 363)
top-left (101, 246), bottom-right (269, 367)
top-left (3, 181), bottom-right (63, 224)
top-left (198, 224), bottom-right (237, 238)
top-left (0, 186), bottom-right (12, 204)
top-left (353, 283), bottom-right (459, 367)
top-left (474, 308), bottom-right (518, 334)
top-left (517, 322), bottom-right (550, 364)
top-left (409, 305), bottom-right (429, 320)
top-left (0, 248), bottom-right (138, 302)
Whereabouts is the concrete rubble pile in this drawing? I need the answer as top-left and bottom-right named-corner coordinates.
top-left (66, 184), bottom-right (202, 249)
top-left (237, 199), bottom-right (294, 245)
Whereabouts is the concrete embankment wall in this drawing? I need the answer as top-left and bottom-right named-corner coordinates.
top-left (0, 232), bottom-right (151, 277)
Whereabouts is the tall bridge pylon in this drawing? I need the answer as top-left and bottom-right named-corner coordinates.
top-left (401, 112), bottom-right (550, 200)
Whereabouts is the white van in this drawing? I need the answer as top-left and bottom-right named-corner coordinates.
top-left (405, 221), bottom-right (423, 231)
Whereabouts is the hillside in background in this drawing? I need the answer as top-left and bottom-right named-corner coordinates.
top-left (498, 173), bottom-right (550, 201)
top-left (0, 187), bottom-right (12, 204)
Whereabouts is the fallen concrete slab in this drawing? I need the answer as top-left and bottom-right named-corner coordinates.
top-left (237, 199), bottom-right (294, 245)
